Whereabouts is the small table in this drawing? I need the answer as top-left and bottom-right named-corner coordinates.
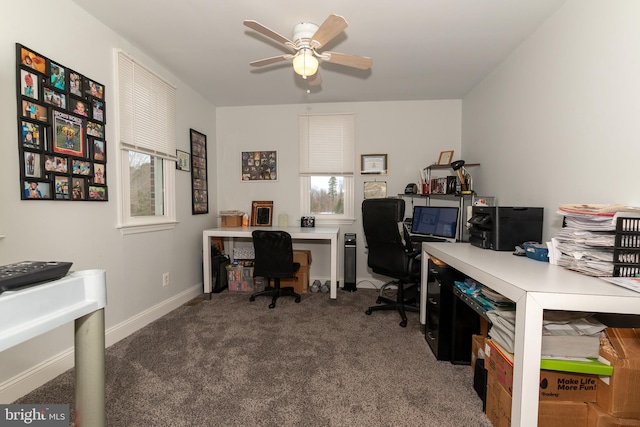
top-left (203, 226), bottom-right (340, 299)
top-left (0, 269), bottom-right (107, 427)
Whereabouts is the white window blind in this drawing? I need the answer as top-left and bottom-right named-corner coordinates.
top-left (117, 51), bottom-right (177, 160)
top-left (299, 113), bottom-right (355, 175)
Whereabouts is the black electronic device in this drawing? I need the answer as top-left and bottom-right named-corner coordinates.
top-left (343, 233), bottom-right (357, 291)
top-left (409, 205), bottom-right (459, 243)
top-left (468, 206), bottom-right (543, 251)
top-left (404, 183), bottom-right (418, 194)
top-left (0, 261), bottom-right (73, 294)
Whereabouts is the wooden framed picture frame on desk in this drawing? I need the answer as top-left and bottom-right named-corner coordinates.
top-left (251, 200), bottom-right (273, 226)
top-left (437, 150), bottom-right (454, 165)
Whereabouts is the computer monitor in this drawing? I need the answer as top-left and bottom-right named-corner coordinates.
top-left (410, 205), bottom-right (459, 242)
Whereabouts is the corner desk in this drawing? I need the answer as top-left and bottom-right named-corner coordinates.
top-left (202, 226), bottom-right (340, 299)
top-left (420, 242), bottom-right (640, 427)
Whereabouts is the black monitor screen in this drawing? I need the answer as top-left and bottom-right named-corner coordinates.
top-left (411, 206), bottom-right (459, 240)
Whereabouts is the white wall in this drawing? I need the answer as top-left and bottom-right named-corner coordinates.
top-left (0, 0), bottom-right (217, 401)
top-left (216, 100), bottom-right (461, 284)
top-left (462, 0), bottom-right (640, 240)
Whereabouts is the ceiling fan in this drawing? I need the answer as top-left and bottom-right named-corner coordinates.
top-left (244, 14), bottom-right (372, 86)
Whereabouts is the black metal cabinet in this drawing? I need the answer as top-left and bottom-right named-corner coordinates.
top-left (425, 259), bottom-right (480, 364)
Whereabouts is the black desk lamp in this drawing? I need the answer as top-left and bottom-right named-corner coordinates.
top-left (450, 160), bottom-right (468, 192)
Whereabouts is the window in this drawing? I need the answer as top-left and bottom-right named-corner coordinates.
top-left (299, 114), bottom-right (355, 224)
top-left (116, 51), bottom-right (177, 232)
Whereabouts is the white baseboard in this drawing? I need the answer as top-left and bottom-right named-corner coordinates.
top-left (0, 284), bottom-right (202, 403)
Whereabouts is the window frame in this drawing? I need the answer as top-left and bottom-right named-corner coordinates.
top-left (299, 113), bottom-right (356, 225)
top-left (115, 49), bottom-right (177, 234)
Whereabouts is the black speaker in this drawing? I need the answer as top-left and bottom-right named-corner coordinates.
top-left (343, 233), bottom-right (357, 291)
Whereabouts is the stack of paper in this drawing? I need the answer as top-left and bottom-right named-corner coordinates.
top-left (487, 310), bottom-right (606, 358)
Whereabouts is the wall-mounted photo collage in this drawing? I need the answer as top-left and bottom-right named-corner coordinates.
top-left (16, 43), bottom-right (108, 201)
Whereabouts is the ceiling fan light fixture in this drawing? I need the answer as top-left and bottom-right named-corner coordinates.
top-left (292, 49), bottom-right (318, 78)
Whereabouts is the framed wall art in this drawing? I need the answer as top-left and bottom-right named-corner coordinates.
top-left (251, 201), bottom-right (273, 226)
top-left (176, 150), bottom-right (190, 171)
top-left (360, 154), bottom-right (388, 175)
top-left (190, 129), bottom-right (208, 214)
top-left (15, 43), bottom-right (108, 201)
top-left (241, 150), bottom-right (277, 181)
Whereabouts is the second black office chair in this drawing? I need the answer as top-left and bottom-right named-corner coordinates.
top-left (362, 198), bottom-right (421, 327)
top-left (249, 230), bottom-right (301, 309)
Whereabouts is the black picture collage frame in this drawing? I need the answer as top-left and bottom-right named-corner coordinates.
top-left (16, 43), bottom-right (108, 201)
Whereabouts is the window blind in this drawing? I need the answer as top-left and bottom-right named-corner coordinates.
top-left (117, 51), bottom-right (177, 160)
top-left (299, 113), bottom-right (355, 175)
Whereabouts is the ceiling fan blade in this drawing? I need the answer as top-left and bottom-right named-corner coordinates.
top-left (249, 55), bottom-right (292, 67)
top-left (311, 14), bottom-right (348, 49)
top-left (244, 20), bottom-right (294, 47)
top-left (322, 51), bottom-right (373, 70)
top-left (306, 71), bottom-right (322, 87)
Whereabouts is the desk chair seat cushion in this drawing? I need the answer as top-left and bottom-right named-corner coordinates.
top-left (250, 230), bottom-right (301, 308)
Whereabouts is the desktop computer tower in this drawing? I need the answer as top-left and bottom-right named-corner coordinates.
top-left (343, 233), bottom-right (357, 291)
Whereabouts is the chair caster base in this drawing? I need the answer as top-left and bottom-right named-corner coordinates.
top-left (269, 302), bottom-right (276, 309)
top-left (399, 320), bottom-right (407, 328)
top-left (365, 309), bottom-right (372, 315)
top-left (249, 296), bottom-right (255, 302)
top-left (295, 296), bottom-right (301, 303)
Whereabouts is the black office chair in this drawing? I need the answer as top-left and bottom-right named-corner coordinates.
top-left (362, 198), bottom-right (420, 327)
top-left (249, 230), bottom-right (302, 308)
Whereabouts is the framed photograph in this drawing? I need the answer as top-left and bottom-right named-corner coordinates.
top-left (21, 100), bottom-right (48, 122)
top-left (190, 129), bottom-right (208, 214)
top-left (360, 154), bottom-right (388, 175)
top-left (86, 121), bottom-right (104, 138)
top-left (19, 46), bottom-right (46, 74)
top-left (45, 155), bottom-right (68, 173)
top-left (54, 175), bottom-right (70, 200)
top-left (85, 79), bottom-right (104, 100)
top-left (53, 110), bottom-right (85, 156)
top-left (93, 163), bottom-right (106, 184)
top-left (20, 69), bottom-right (39, 100)
top-left (71, 98), bottom-right (89, 117)
top-left (71, 177), bottom-right (86, 200)
top-left (92, 139), bottom-right (106, 161)
top-left (91, 98), bottom-right (105, 123)
top-left (72, 159), bottom-right (92, 176)
top-left (20, 121), bottom-right (43, 149)
top-left (88, 185), bottom-right (107, 201)
top-left (24, 151), bottom-right (42, 178)
top-left (176, 149), bottom-right (190, 171)
top-left (49, 62), bottom-right (66, 91)
top-left (69, 71), bottom-right (83, 97)
top-left (43, 87), bottom-right (66, 109)
top-left (241, 150), bottom-right (277, 181)
top-left (437, 150), bottom-right (455, 166)
top-left (364, 181), bottom-right (387, 199)
top-left (251, 201), bottom-right (273, 226)
top-left (23, 180), bottom-right (51, 199)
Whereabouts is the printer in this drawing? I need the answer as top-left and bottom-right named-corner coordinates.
top-left (468, 206), bottom-right (544, 251)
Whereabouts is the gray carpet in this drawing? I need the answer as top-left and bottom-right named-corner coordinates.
top-left (16, 289), bottom-right (492, 426)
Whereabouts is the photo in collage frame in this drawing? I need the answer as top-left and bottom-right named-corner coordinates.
top-left (16, 43), bottom-right (108, 201)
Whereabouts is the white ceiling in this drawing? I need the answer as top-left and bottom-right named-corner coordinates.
top-left (71, 0), bottom-right (565, 107)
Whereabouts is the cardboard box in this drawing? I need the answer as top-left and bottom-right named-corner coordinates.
top-left (487, 376), bottom-right (588, 427)
top-left (485, 339), bottom-right (598, 402)
top-left (280, 249), bottom-right (311, 293)
top-left (588, 403), bottom-right (640, 427)
top-left (596, 328), bottom-right (640, 419)
top-left (471, 334), bottom-right (486, 372)
top-left (220, 213), bottom-right (243, 227)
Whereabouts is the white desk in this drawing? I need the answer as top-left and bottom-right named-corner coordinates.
top-left (203, 226), bottom-right (340, 299)
top-left (421, 243), bottom-right (640, 427)
top-left (0, 269), bottom-right (107, 427)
